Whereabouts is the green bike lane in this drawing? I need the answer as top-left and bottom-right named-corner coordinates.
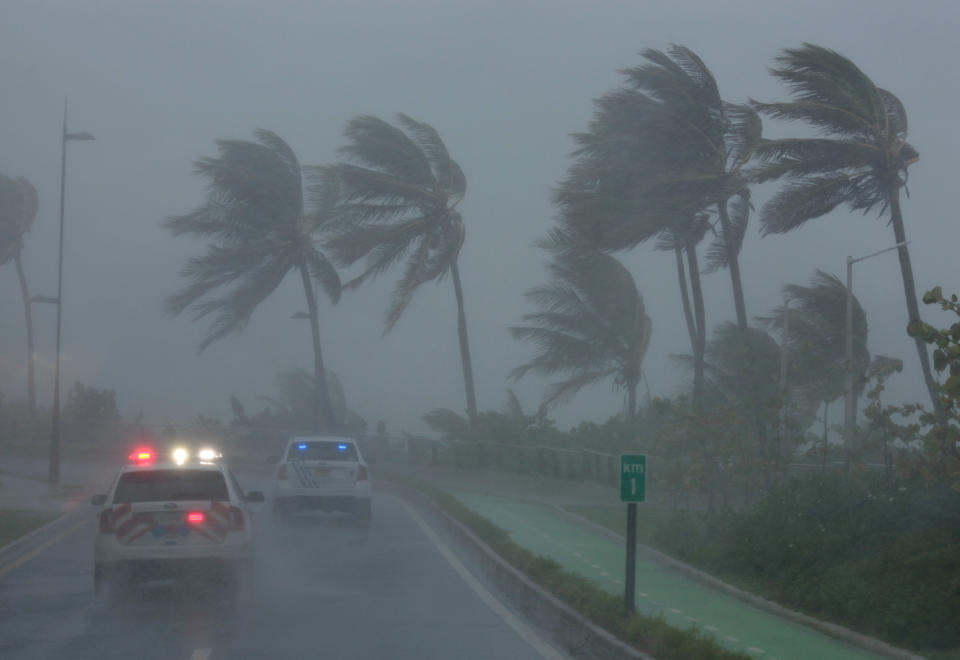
top-left (453, 491), bottom-right (879, 660)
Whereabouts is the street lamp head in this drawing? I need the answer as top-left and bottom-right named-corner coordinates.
top-left (65, 131), bottom-right (95, 141)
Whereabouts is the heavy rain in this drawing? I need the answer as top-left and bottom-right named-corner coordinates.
top-left (1, 1), bottom-right (958, 659)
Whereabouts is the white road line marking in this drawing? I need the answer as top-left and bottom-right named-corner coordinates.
top-left (599, 571), bottom-right (609, 576)
top-left (669, 608), bottom-right (681, 614)
top-left (0, 519), bottom-right (90, 580)
top-left (747, 647), bottom-right (765, 655)
top-left (591, 564), bottom-right (601, 569)
top-left (189, 649), bottom-right (212, 660)
top-left (610, 578), bottom-right (622, 584)
top-left (638, 591), bottom-right (647, 597)
top-left (687, 616), bottom-right (699, 623)
top-left (573, 551), bottom-right (582, 557)
top-left (705, 625), bottom-right (718, 632)
top-left (725, 635), bottom-right (739, 643)
top-left (398, 500), bottom-right (570, 660)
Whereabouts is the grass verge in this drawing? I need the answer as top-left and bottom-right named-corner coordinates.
top-left (0, 510), bottom-right (59, 549)
top-left (388, 474), bottom-right (749, 660)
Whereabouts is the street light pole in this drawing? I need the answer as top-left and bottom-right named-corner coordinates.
top-left (842, 241), bottom-right (909, 471)
top-left (778, 297), bottom-right (790, 479)
top-left (49, 102), bottom-right (94, 484)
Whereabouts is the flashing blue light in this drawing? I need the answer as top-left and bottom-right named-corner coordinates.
top-left (337, 443), bottom-right (348, 451)
top-left (298, 443), bottom-right (308, 450)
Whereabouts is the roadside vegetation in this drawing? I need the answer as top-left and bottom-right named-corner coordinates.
top-left (0, 510), bottom-right (59, 549)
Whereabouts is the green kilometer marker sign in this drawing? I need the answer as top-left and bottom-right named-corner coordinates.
top-left (620, 454), bottom-right (646, 502)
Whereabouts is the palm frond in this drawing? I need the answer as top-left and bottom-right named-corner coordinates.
top-left (340, 115), bottom-right (434, 187)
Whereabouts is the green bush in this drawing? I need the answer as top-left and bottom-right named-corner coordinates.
top-left (649, 473), bottom-right (960, 652)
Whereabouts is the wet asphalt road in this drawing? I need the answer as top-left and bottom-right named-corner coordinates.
top-left (0, 470), bottom-right (558, 660)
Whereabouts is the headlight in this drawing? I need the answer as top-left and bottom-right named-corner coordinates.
top-left (197, 448), bottom-right (220, 462)
top-left (172, 447), bottom-right (189, 465)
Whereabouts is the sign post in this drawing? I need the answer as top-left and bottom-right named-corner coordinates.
top-left (620, 454), bottom-right (646, 615)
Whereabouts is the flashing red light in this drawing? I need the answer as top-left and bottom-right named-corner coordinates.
top-left (128, 448), bottom-right (154, 463)
top-left (187, 512), bottom-right (205, 523)
top-left (356, 465), bottom-right (368, 481)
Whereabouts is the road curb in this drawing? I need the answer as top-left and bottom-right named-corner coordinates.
top-left (552, 505), bottom-right (924, 660)
top-left (384, 481), bottom-right (655, 660)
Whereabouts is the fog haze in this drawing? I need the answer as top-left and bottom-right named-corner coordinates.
top-left (2, 0), bottom-right (959, 434)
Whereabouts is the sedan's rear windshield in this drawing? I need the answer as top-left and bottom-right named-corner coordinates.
top-left (113, 470), bottom-right (229, 503)
top-left (287, 441), bottom-right (358, 462)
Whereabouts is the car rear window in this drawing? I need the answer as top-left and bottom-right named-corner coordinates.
top-left (113, 470), bottom-right (229, 503)
top-left (287, 441), bottom-right (358, 462)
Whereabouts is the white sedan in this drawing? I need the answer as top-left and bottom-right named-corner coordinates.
top-left (91, 447), bottom-right (263, 600)
top-left (272, 436), bottom-right (372, 521)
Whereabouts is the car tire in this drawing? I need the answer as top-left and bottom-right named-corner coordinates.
top-left (355, 499), bottom-right (371, 523)
top-left (93, 563), bottom-right (105, 597)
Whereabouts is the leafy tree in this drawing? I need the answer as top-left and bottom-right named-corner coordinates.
top-left (64, 382), bottom-right (120, 427)
top-left (0, 174), bottom-right (39, 415)
top-left (908, 286), bottom-right (960, 466)
top-left (324, 115), bottom-right (477, 421)
top-left (510, 250), bottom-right (652, 418)
top-left (251, 368), bottom-right (365, 435)
top-left (165, 130), bottom-right (341, 430)
top-left (752, 43), bottom-right (940, 422)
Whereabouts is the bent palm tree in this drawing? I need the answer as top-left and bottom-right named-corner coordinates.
top-left (751, 43), bottom-right (938, 420)
top-left (509, 250), bottom-right (652, 418)
top-left (0, 175), bottom-right (40, 415)
top-left (165, 130), bottom-right (341, 430)
top-left (758, 270), bottom-right (870, 464)
top-left (324, 114), bottom-right (477, 420)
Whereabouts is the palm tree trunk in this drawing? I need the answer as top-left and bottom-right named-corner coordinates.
top-left (298, 264), bottom-right (335, 431)
top-left (717, 202), bottom-right (749, 330)
top-left (675, 245), bottom-right (698, 355)
top-left (450, 261), bottom-right (478, 422)
top-left (14, 253), bottom-right (36, 417)
top-left (718, 200), bottom-right (770, 484)
top-left (888, 188), bottom-right (943, 425)
top-left (627, 381), bottom-right (637, 419)
top-left (685, 237), bottom-right (706, 414)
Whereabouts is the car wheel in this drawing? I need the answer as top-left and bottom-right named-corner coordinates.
top-left (355, 499), bottom-right (371, 523)
top-left (93, 563), bottom-right (105, 597)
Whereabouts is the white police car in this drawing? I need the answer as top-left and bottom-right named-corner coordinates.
top-left (272, 436), bottom-right (372, 521)
top-left (90, 446), bottom-right (264, 599)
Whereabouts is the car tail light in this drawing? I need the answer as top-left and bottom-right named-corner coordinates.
top-left (98, 510), bottom-right (113, 533)
top-left (228, 506), bottom-right (245, 531)
top-left (277, 464), bottom-right (287, 480)
top-left (186, 512), bottom-right (205, 524)
top-left (357, 465), bottom-right (368, 481)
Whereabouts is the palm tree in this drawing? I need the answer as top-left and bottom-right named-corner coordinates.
top-left (751, 43), bottom-right (939, 421)
top-left (553, 45), bottom-right (765, 430)
top-left (0, 175), bottom-right (40, 415)
top-left (758, 270), bottom-right (870, 465)
top-left (165, 130), bottom-right (341, 431)
top-left (509, 250), bottom-right (652, 418)
top-left (323, 114), bottom-right (477, 421)
top-left (654, 214), bottom-right (710, 412)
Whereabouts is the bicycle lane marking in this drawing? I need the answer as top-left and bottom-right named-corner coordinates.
top-left (453, 491), bottom-right (880, 660)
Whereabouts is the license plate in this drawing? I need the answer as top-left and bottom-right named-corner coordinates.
top-left (314, 467), bottom-right (330, 477)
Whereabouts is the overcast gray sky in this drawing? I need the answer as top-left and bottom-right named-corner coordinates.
top-left (2, 0), bottom-right (958, 436)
